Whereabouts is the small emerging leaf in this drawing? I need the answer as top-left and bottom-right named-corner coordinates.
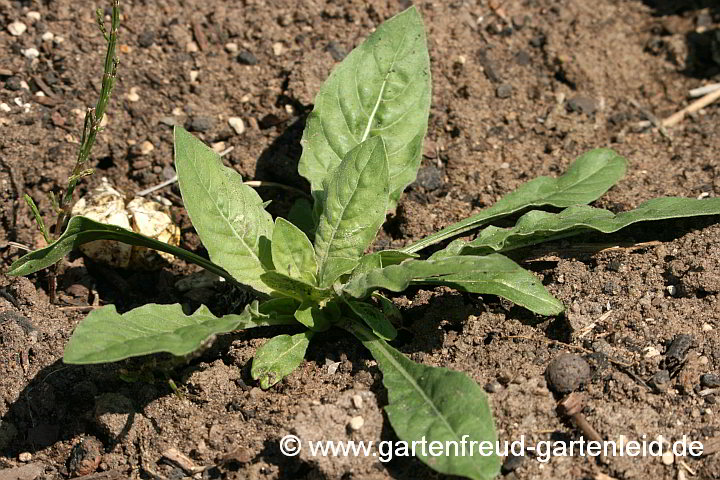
top-left (251, 331), bottom-right (313, 389)
top-left (64, 302), bottom-right (289, 364)
top-left (174, 127), bottom-right (274, 293)
top-left (347, 322), bottom-right (501, 480)
top-left (314, 137), bottom-right (389, 286)
top-left (346, 299), bottom-right (397, 341)
top-left (403, 148), bottom-right (628, 253)
top-left (272, 217), bottom-right (318, 284)
top-left (294, 301), bottom-right (332, 331)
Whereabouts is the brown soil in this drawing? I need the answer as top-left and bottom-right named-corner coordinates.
top-left (2, 1), bottom-right (720, 479)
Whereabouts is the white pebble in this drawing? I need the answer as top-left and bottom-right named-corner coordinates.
top-left (211, 141), bottom-right (226, 153)
top-left (186, 41), bottom-right (199, 53)
top-left (0, 103), bottom-right (11, 113)
top-left (126, 86), bottom-right (140, 102)
top-left (19, 80), bottom-right (29, 90)
top-left (348, 416), bottom-right (364, 431)
top-left (139, 141), bottom-right (154, 156)
top-left (189, 70), bottom-right (199, 82)
top-left (272, 42), bottom-right (285, 56)
top-left (35, 91), bottom-right (45, 97)
top-left (225, 42), bottom-right (238, 53)
top-left (22, 48), bottom-right (40, 59)
top-left (661, 450), bottom-right (674, 465)
top-left (703, 323), bottom-right (714, 331)
top-left (8, 21), bottom-right (27, 36)
top-left (26, 11), bottom-right (41, 21)
top-left (351, 394), bottom-right (363, 409)
top-left (54, 36), bottom-right (64, 44)
top-left (228, 117), bottom-right (245, 135)
top-left (41, 31), bottom-right (54, 41)
top-left (18, 452), bottom-right (32, 462)
top-left (667, 285), bottom-right (677, 296)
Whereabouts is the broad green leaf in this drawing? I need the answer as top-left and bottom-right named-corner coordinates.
top-left (402, 148), bottom-right (627, 253)
top-left (272, 218), bottom-right (318, 284)
top-left (347, 322), bottom-right (500, 480)
top-left (298, 6), bottom-right (431, 210)
top-left (7, 216), bottom-right (232, 282)
top-left (250, 297), bottom-right (301, 325)
top-left (347, 300), bottom-right (397, 341)
top-left (349, 252), bottom-right (383, 281)
top-left (344, 254), bottom-right (563, 316)
top-left (438, 197), bottom-right (720, 257)
top-left (174, 127), bottom-right (274, 293)
top-left (314, 137), bottom-right (389, 286)
top-left (251, 331), bottom-right (313, 389)
top-left (64, 302), bottom-right (291, 364)
top-left (288, 198), bottom-right (315, 239)
top-left (260, 271), bottom-right (332, 302)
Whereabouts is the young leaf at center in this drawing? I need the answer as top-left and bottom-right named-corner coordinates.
top-left (314, 137), bottom-right (390, 287)
top-left (271, 217), bottom-right (318, 284)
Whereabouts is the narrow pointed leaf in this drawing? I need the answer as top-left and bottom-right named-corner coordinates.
top-left (7, 216), bottom-right (232, 282)
top-left (439, 197), bottom-right (720, 257)
top-left (251, 331), bottom-right (313, 389)
top-left (298, 6), bottom-right (430, 210)
top-left (174, 127), bottom-right (274, 293)
top-left (347, 322), bottom-right (500, 480)
top-left (344, 254), bottom-right (563, 316)
top-left (378, 249), bottom-right (420, 266)
top-left (272, 217), bottom-right (318, 284)
top-left (347, 300), bottom-right (397, 341)
top-left (64, 302), bottom-right (291, 364)
top-left (314, 137), bottom-right (389, 286)
top-left (402, 148), bottom-right (627, 253)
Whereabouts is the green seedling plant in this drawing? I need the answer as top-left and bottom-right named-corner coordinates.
top-left (8, 7), bottom-right (720, 480)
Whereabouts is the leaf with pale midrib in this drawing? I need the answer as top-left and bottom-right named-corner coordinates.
top-left (402, 148), bottom-right (628, 253)
top-left (64, 302), bottom-right (292, 364)
top-left (298, 6), bottom-right (431, 211)
top-left (174, 126), bottom-right (274, 293)
top-left (348, 322), bottom-right (501, 480)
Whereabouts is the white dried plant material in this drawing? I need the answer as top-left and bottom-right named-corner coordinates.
top-left (126, 197), bottom-right (180, 267)
top-left (72, 179), bottom-right (180, 269)
top-left (72, 180), bottom-right (132, 268)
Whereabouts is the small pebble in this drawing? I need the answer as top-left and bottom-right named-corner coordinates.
top-left (648, 369), bottom-right (671, 392)
top-left (545, 353), bottom-right (591, 394)
top-left (225, 42), bottom-right (238, 53)
top-left (351, 394), bottom-right (363, 409)
top-left (22, 48), bottom-right (40, 59)
top-left (41, 31), bottom-right (54, 41)
top-left (237, 50), bottom-right (258, 65)
top-left (703, 323), bottom-right (713, 331)
top-left (26, 12), bottom-right (41, 21)
top-left (0, 103), bottom-right (11, 113)
top-left (211, 141), bottom-right (226, 153)
top-left (139, 140), bottom-right (154, 156)
top-left (496, 83), bottom-right (513, 98)
top-left (348, 416), bottom-right (364, 431)
top-left (54, 35), bottom-right (64, 43)
top-left (484, 381), bottom-right (503, 393)
top-left (18, 452), bottom-right (32, 462)
top-left (138, 31), bottom-right (155, 48)
top-left (126, 87), bottom-right (140, 102)
top-left (189, 70), bottom-right (200, 82)
top-left (667, 285), bottom-right (677, 296)
top-left (228, 117), bottom-right (245, 135)
top-left (187, 116), bottom-right (213, 132)
top-left (8, 21), bottom-right (27, 36)
top-left (566, 95), bottom-right (597, 115)
top-left (186, 41), bottom-right (199, 53)
top-left (701, 373), bottom-right (720, 388)
top-left (5, 76), bottom-right (23, 91)
top-left (661, 450), bottom-right (674, 465)
top-left (272, 42), bottom-right (285, 56)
